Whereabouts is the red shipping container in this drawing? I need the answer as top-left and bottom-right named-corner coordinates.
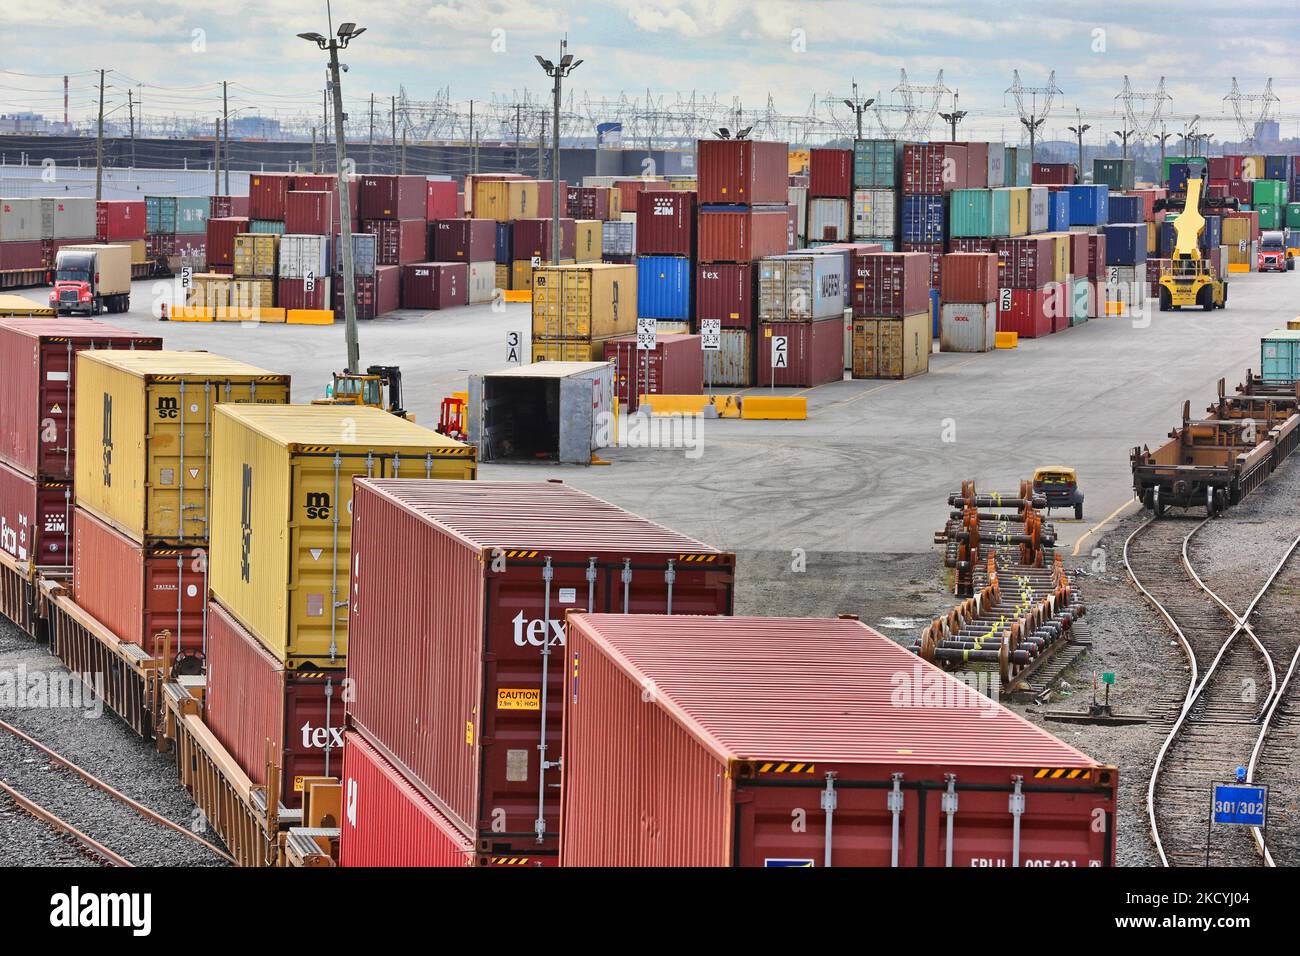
top-left (559, 614), bottom-right (1118, 867)
top-left (566, 186), bottom-right (609, 221)
top-left (697, 206), bottom-right (789, 263)
top-left (430, 218), bottom-right (495, 262)
top-left (340, 730), bottom-right (474, 867)
top-left (696, 262), bottom-right (755, 329)
top-left (940, 252), bottom-right (999, 303)
top-left (0, 240), bottom-right (44, 271)
top-left (335, 265), bottom-right (400, 320)
top-left (208, 195), bottom-right (251, 220)
top-left (1227, 178), bottom-right (1253, 206)
top-left (786, 203), bottom-right (798, 251)
top-left (535, 180), bottom-right (569, 219)
top-left (95, 201), bottom-right (146, 242)
top-left (292, 174), bottom-right (337, 193)
top-left (809, 148), bottom-right (853, 198)
top-left (344, 479), bottom-right (736, 863)
top-left (949, 237), bottom-right (997, 253)
top-left (902, 144), bottom-right (967, 194)
top-left (998, 236), bottom-right (1055, 288)
top-left (204, 600), bottom-right (343, 808)
top-left (147, 233), bottom-right (175, 259)
top-left (1118, 190), bottom-right (1157, 223)
top-left (511, 218), bottom-right (577, 262)
top-left (1085, 234), bottom-right (1107, 280)
top-left (401, 262), bottom-right (468, 310)
top-left (1032, 163), bottom-right (1076, 186)
top-left (612, 178), bottom-right (671, 217)
top-left (1067, 232), bottom-right (1090, 277)
top-left (362, 218), bottom-right (427, 266)
top-left (360, 175), bottom-right (427, 220)
top-left (205, 217), bottom-right (249, 267)
top-left (0, 319), bottom-right (160, 481)
top-left (284, 191), bottom-right (334, 235)
top-left (756, 317), bottom-right (845, 387)
top-left (0, 463), bottom-right (71, 572)
top-left (852, 251), bottom-right (931, 317)
top-left (72, 507), bottom-right (207, 655)
top-left (697, 139), bottom-right (789, 204)
top-left (636, 191), bottom-right (696, 257)
top-left (277, 276), bottom-right (333, 311)
top-left (603, 333), bottom-right (704, 412)
top-left (248, 173), bottom-right (293, 220)
top-left (1206, 180), bottom-right (1229, 200)
top-left (998, 286), bottom-right (1054, 337)
top-left (425, 180), bottom-right (458, 221)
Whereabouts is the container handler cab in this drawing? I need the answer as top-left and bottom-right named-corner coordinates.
top-left (313, 365), bottom-right (410, 420)
top-left (1158, 176), bottom-right (1227, 312)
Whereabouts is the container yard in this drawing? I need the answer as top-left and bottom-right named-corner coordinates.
top-left (0, 0), bottom-right (1294, 934)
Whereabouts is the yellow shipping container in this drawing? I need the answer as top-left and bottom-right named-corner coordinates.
top-left (514, 257), bottom-right (575, 291)
top-left (852, 314), bottom-right (930, 380)
top-left (1042, 232), bottom-right (1070, 283)
top-left (232, 233), bottom-right (280, 278)
top-left (74, 351), bottom-right (290, 544)
top-left (126, 239), bottom-right (147, 264)
top-left (187, 273), bottom-right (231, 310)
top-left (495, 263), bottom-right (511, 291)
top-left (1006, 187), bottom-right (1029, 237)
top-left (532, 263), bottom-right (636, 340)
top-left (474, 180), bottom-right (541, 222)
top-left (1224, 217), bottom-right (1254, 266)
top-left (230, 278), bottom-right (275, 316)
top-left (606, 187), bottom-right (622, 221)
top-left (668, 178), bottom-right (698, 192)
top-left (531, 337), bottom-right (619, 362)
top-left (208, 404), bottom-right (476, 668)
top-left (574, 220), bottom-right (603, 262)
top-left (1146, 221), bottom-right (1157, 255)
top-left (1243, 156), bottom-right (1265, 181)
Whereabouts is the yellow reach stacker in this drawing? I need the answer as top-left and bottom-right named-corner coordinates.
top-left (1158, 176), bottom-right (1228, 312)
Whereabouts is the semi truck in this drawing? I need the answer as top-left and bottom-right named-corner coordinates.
top-left (49, 244), bottom-right (132, 316)
top-left (1257, 230), bottom-right (1293, 273)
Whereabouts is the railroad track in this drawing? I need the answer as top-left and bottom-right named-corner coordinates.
top-left (1124, 515), bottom-right (1300, 867)
top-left (0, 717), bottom-right (234, 867)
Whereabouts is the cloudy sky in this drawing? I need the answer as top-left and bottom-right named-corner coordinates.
top-left (3, 0), bottom-right (1298, 144)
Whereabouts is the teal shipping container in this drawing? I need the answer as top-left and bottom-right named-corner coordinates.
top-left (1257, 203), bottom-right (1282, 230)
top-left (1093, 158), bottom-right (1136, 191)
top-left (145, 195), bottom-right (177, 234)
top-left (1261, 330), bottom-right (1300, 384)
top-left (948, 188), bottom-right (1012, 238)
top-left (1069, 277), bottom-right (1090, 326)
top-left (1253, 179), bottom-right (1288, 208)
top-left (1286, 203), bottom-right (1300, 229)
top-left (1162, 156), bottom-right (1207, 185)
top-left (1006, 147), bottom-right (1032, 187)
top-left (250, 219), bottom-right (286, 235)
top-left (852, 139), bottom-right (903, 189)
top-left (175, 196), bottom-right (210, 235)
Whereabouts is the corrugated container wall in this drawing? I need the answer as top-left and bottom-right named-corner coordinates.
top-left (696, 262), bottom-right (755, 329)
top-left (697, 139), bottom-right (789, 204)
top-left (756, 319), bottom-right (845, 388)
top-left (636, 191), bottom-right (695, 257)
top-left (0, 463), bottom-right (71, 572)
top-left (604, 333), bottom-right (704, 412)
top-left (636, 255), bottom-right (692, 321)
top-left (697, 206), bottom-right (789, 263)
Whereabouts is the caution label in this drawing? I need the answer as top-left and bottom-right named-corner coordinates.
top-left (497, 688), bottom-right (541, 710)
top-left (293, 775), bottom-right (304, 792)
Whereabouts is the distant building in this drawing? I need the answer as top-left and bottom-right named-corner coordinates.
top-left (1254, 120), bottom-right (1280, 146)
top-left (0, 112), bottom-right (62, 135)
top-left (230, 115), bottom-right (282, 140)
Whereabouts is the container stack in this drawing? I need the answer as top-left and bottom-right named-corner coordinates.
top-left (471, 178), bottom-right (574, 290)
top-left (636, 189), bottom-right (696, 334)
top-left (995, 235), bottom-right (1059, 338)
top-left (147, 195), bottom-right (209, 273)
top-left (851, 140), bottom-right (902, 251)
top-left (695, 138), bottom-right (791, 386)
top-left (756, 251), bottom-right (847, 387)
top-left (938, 252), bottom-right (999, 352)
top-left (902, 143), bottom-right (965, 299)
top-left (202, 405), bottom-right (475, 811)
top-left (429, 218), bottom-right (496, 304)
top-left (806, 147), bottom-right (853, 245)
top-left (1102, 223), bottom-right (1148, 317)
top-left (95, 200), bottom-right (148, 271)
top-left (0, 199), bottom-right (46, 276)
top-left (531, 262), bottom-right (637, 362)
top-left (851, 251), bottom-right (931, 378)
top-left (230, 232), bottom-right (279, 318)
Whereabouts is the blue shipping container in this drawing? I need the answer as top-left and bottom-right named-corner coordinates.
top-left (495, 222), bottom-right (513, 264)
top-left (1167, 163), bottom-right (1191, 194)
top-left (637, 255), bottom-right (692, 320)
top-left (1201, 215), bottom-right (1221, 253)
top-left (902, 194), bottom-right (945, 244)
top-left (1108, 195), bottom-right (1141, 224)
top-left (1265, 156), bottom-right (1289, 182)
top-left (1103, 223), bottom-right (1147, 266)
top-left (1065, 185), bottom-right (1109, 226)
top-left (930, 288), bottom-right (940, 339)
top-left (1047, 191), bottom-right (1070, 231)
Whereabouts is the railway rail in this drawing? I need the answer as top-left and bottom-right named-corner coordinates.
top-left (1124, 514), bottom-right (1300, 867)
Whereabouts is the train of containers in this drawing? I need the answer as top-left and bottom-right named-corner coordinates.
top-left (0, 196), bottom-right (115, 279)
top-left (333, 479), bottom-right (1119, 867)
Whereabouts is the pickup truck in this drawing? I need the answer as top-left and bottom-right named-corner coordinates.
top-left (49, 243), bottom-right (132, 315)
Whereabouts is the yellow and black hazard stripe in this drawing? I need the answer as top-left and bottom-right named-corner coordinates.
top-left (756, 762), bottom-right (817, 775)
top-left (488, 856), bottom-right (531, 866)
top-left (1034, 768), bottom-right (1091, 781)
top-left (677, 553), bottom-right (718, 563)
top-left (298, 444), bottom-right (333, 453)
top-left (501, 549), bottom-right (541, 558)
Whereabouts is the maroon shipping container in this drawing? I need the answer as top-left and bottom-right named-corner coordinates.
top-left (430, 218), bottom-right (495, 262)
top-left (0, 240), bottom-right (44, 270)
top-left (1067, 232), bottom-right (1091, 278)
top-left (999, 236), bottom-right (1056, 289)
top-left (1032, 163), bottom-right (1076, 186)
top-left (284, 191), bottom-right (334, 235)
top-left (360, 175), bottom-right (428, 220)
top-left (362, 218), bottom-right (428, 266)
top-left (72, 507), bottom-right (207, 656)
top-left (248, 172), bottom-right (293, 220)
top-left (147, 233), bottom-right (175, 259)
top-left (401, 262), bottom-right (468, 310)
top-left (205, 217), bottom-right (249, 267)
top-left (612, 178), bottom-right (670, 217)
top-left (535, 180), bottom-right (569, 219)
top-left (209, 195), bottom-right (236, 219)
top-left (756, 318), bottom-right (844, 387)
top-left (902, 144), bottom-right (967, 194)
top-left (1227, 178), bottom-right (1252, 206)
top-left (852, 251), bottom-right (931, 317)
top-left (934, 141), bottom-right (989, 188)
top-left (697, 139), bottom-right (789, 204)
top-left (0, 463), bottom-right (71, 572)
top-left (95, 201), bottom-right (146, 242)
top-left (335, 265), bottom-right (400, 320)
top-left (604, 333), bottom-right (704, 413)
top-left (949, 237), bottom-right (997, 253)
top-left (808, 148), bottom-right (853, 198)
top-left (344, 479), bottom-right (736, 864)
top-left (292, 174), bottom-right (337, 193)
top-left (636, 190), bottom-right (696, 257)
top-left (425, 180), bottom-right (458, 221)
top-left (940, 252), bottom-right (999, 303)
top-left (1085, 234), bottom-right (1107, 279)
top-left (698, 206), bottom-right (789, 263)
top-left (566, 186), bottom-right (608, 222)
top-left (998, 286), bottom-right (1056, 338)
top-left (0, 319), bottom-right (160, 481)
top-left (339, 730), bottom-right (474, 867)
top-left (511, 218), bottom-right (577, 262)
top-left (786, 203), bottom-right (798, 251)
top-left (204, 600), bottom-right (343, 808)
top-left (559, 614), bottom-right (1118, 867)
top-left (696, 261), bottom-right (755, 329)
top-left (278, 276), bottom-right (333, 312)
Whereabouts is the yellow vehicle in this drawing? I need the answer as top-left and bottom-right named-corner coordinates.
top-left (1033, 466), bottom-right (1085, 520)
top-left (0, 293), bottom-right (55, 317)
top-left (312, 365), bottom-right (410, 419)
top-left (1158, 176), bottom-right (1227, 312)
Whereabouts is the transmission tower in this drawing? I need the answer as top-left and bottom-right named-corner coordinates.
top-left (1114, 75), bottom-right (1171, 142)
top-left (1223, 77), bottom-right (1280, 145)
top-left (894, 69), bottom-right (950, 139)
top-left (1004, 70), bottom-right (1062, 162)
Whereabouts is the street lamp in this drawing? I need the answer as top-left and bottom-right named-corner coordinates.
top-left (843, 80), bottom-right (875, 140)
top-left (938, 90), bottom-right (966, 141)
top-left (298, 20), bottom-right (367, 374)
top-left (536, 41), bottom-right (583, 267)
top-left (1068, 110), bottom-right (1090, 183)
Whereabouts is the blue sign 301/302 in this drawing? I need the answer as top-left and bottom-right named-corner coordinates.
top-left (1212, 784), bottom-right (1268, 827)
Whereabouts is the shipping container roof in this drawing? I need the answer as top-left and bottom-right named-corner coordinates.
top-left (214, 404), bottom-right (470, 451)
top-left (0, 317), bottom-right (161, 340)
top-left (78, 349), bottom-right (286, 379)
top-left (358, 480), bottom-right (724, 555)
top-left (487, 361), bottom-right (611, 378)
top-left (568, 614), bottom-right (1101, 769)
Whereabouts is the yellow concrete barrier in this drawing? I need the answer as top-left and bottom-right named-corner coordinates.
top-left (503, 290), bottom-right (532, 303)
top-left (637, 394), bottom-right (742, 418)
top-left (741, 396), bottom-right (807, 420)
top-left (170, 306), bottom-right (214, 322)
top-left (286, 309), bottom-right (336, 326)
top-left (995, 331), bottom-right (1018, 349)
top-left (1227, 263), bottom-right (1251, 273)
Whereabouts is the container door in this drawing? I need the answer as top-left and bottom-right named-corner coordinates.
top-left (38, 338), bottom-right (75, 479)
top-left (734, 783), bottom-right (901, 867)
top-left (558, 375), bottom-right (596, 465)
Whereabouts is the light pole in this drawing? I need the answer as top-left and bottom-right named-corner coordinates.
top-left (1068, 109), bottom-right (1090, 184)
top-left (843, 80), bottom-right (875, 140)
top-left (299, 21), bottom-right (366, 375)
top-left (1021, 115), bottom-right (1045, 165)
top-left (938, 90), bottom-right (966, 141)
top-left (536, 41), bottom-right (583, 267)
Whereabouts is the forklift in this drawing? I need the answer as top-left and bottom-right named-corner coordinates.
top-left (1158, 176), bottom-right (1228, 312)
top-left (313, 365), bottom-right (411, 420)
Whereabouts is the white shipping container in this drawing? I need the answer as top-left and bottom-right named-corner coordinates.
top-left (1104, 264), bottom-right (1146, 316)
top-left (708, 329), bottom-right (753, 386)
top-left (602, 220), bottom-right (636, 256)
top-left (940, 302), bottom-right (998, 352)
top-left (0, 197), bottom-right (43, 242)
top-left (759, 253), bottom-right (847, 321)
top-left (277, 234), bottom-right (331, 279)
top-left (1028, 186), bottom-right (1049, 234)
top-left (852, 188), bottom-right (896, 239)
top-left (467, 260), bottom-right (495, 304)
top-left (808, 198), bottom-right (851, 243)
top-left (987, 149), bottom-right (1005, 189)
top-left (42, 197), bottom-right (97, 240)
top-left (789, 185), bottom-right (809, 239)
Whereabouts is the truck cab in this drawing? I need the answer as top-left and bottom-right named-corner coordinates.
top-left (1258, 230), bottom-right (1292, 273)
top-left (49, 246), bottom-right (131, 316)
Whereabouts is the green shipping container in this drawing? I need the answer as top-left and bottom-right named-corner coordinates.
top-left (1261, 330), bottom-right (1300, 384)
top-left (1257, 203), bottom-right (1282, 230)
top-left (948, 188), bottom-right (1011, 238)
top-left (1069, 277), bottom-right (1089, 326)
top-left (145, 196), bottom-right (178, 234)
top-left (1093, 158), bottom-right (1136, 191)
top-left (1253, 179), bottom-right (1288, 208)
top-left (175, 197), bottom-right (209, 235)
top-left (852, 139), bottom-right (903, 189)
top-left (1162, 156), bottom-right (1208, 185)
top-left (249, 219), bottom-right (286, 235)
top-left (1286, 203), bottom-right (1300, 229)
top-left (1006, 147), bottom-right (1032, 187)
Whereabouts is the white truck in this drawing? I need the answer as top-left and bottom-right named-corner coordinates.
top-left (49, 243), bottom-right (132, 316)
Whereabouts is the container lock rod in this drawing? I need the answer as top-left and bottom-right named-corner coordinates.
top-left (585, 557), bottom-right (597, 612)
top-left (621, 558), bottom-right (632, 613)
top-left (664, 559), bottom-right (676, 614)
top-left (1009, 774), bottom-right (1025, 867)
top-left (942, 774), bottom-right (958, 867)
top-left (821, 771), bottom-right (838, 868)
top-left (535, 556), bottom-right (555, 844)
top-left (889, 773), bottom-right (904, 868)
